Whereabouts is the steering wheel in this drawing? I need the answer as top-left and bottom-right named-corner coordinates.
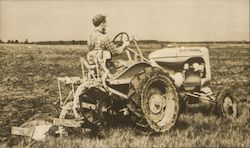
top-left (112, 32), bottom-right (145, 63)
top-left (112, 32), bottom-right (130, 48)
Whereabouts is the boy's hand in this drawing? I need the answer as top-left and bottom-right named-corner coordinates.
top-left (116, 41), bottom-right (130, 54)
top-left (123, 41), bottom-right (130, 47)
top-left (116, 48), bottom-right (124, 54)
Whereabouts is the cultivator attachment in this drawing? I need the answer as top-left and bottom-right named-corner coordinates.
top-left (53, 118), bottom-right (84, 128)
top-left (11, 120), bottom-right (52, 141)
top-left (10, 55), bottom-right (105, 140)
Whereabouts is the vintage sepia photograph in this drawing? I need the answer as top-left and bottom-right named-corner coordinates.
top-left (0, 0), bottom-right (249, 147)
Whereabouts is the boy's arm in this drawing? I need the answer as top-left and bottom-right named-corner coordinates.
top-left (103, 38), bottom-right (129, 55)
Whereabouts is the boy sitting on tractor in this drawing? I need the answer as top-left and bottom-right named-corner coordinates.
top-left (87, 14), bottom-right (130, 71)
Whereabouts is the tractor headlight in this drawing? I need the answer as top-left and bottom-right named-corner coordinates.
top-left (184, 63), bottom-right (189, 70)
top-left (192, 63), bottom-right (200, 72)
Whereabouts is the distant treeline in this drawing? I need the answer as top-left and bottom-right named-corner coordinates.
top-left (35, 40), bottom-right (87, 45)
top-left (0, 39), bottom-right (249, 45)
top-left (0, 39), bottom-right (29, 44)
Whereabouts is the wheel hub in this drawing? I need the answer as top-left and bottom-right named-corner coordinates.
top-left (149, 94), bottom-right (165, 114)
top-left (223, 96), bottom-right (237, 118)
top-left (147, 93), bottom-right (167, 123)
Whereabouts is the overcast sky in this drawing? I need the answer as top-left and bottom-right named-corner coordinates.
top-left (0, 0), bottom-right (249, 42)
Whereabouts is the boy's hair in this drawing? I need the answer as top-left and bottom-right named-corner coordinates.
top-left (92, 14), bottom-right (106, 27)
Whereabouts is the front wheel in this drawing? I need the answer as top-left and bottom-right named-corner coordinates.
top-left (127, 67), bottom-right (179, 133)
top-left (213, 88), bottom-right (238, 119)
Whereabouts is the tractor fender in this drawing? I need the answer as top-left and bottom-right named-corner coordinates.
top-left (109, 62), bottom-right (152, 85)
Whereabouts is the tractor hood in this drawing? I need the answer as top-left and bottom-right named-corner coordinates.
top-left (148, 47), bottom-right (207, 64)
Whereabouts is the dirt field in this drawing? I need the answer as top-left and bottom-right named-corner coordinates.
top-left (0, 43), bottom-right (249, 147)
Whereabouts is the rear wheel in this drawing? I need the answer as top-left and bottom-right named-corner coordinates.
top-left (57, 93), bottom-right (106, 136)
top-left (57, 101), bottom-right (84, 136)
top-left (79, 93), bottom-right (108, 137)
top-left (127, 67), bottom-right (179, 132)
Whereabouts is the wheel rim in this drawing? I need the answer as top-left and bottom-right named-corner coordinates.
top-left (58, 102), bottom-right (85, 136)
top-left (142, 76), bottom-right (179, 132)
top-left (222, 96), bottom-right (237, 119)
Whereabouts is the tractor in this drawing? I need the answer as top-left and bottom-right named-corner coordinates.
top-left (53, 32), bottom-right (238, 136)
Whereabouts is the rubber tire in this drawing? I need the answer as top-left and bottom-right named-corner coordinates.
top-left (127, 67), bottom-right (179, 133)
top-left (79, 95), bottom-right (108, 137)
top-left (213, 88), bottom-right (238, 119)
top-left (57, 102), bottom-right (86, 136)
